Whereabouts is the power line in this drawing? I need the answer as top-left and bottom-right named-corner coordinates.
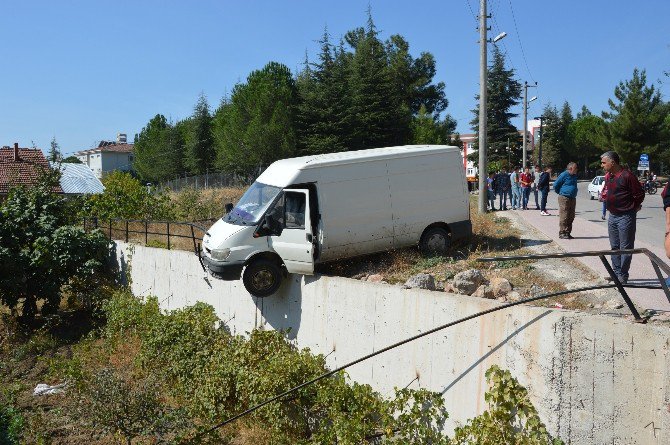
top-left (507, 0), bottom-right (536, 83)
top-left (464, 0), bottom-right (477, 22)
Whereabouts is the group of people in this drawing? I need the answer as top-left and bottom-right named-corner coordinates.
top-left (485, 151), bottom-right (648, 284)
top-left (486, 165), bottom-right (554, 215)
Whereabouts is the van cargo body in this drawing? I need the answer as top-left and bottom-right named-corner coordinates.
top-left (201, 145), bottom-right (471, 296)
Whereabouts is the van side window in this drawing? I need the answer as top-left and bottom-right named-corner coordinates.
top-left (284, 192), bottom-right (306, 229)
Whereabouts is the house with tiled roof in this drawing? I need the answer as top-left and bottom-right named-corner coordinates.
top-left (0, 143), bottom-right (63, 197)
top-left (74, 133), bottom-right (134, 179)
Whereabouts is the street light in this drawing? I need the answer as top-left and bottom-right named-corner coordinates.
top-left (493, 32), bottom-right (507, 42)
top-left (522, 82), bottom-right (538, 169)
top-left (534, 115), bottom-right (545, 169)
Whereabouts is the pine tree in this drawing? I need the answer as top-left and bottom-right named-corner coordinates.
top-left (559, 102), bottom-right (575, 168)
top-left (576, 105), bottom-right (592, 119)
top-left (296, 29), bottom-right (353, 154)
top-left (470, 46), bottom-right (522, 167)
top-left (214, 62), bottom-right (299, 175)
top-left (133, 115), bottom-right (183, 183)
top-left (48, 137), bottom-right (62, 163)
top-left (183, 94), bottom-right (214, 175)
top-left (346, 14), bottom-right (400, 149)
top-left (535, 104), bottom-right (562, 169)
top-left (603, 68), bottom-right (665, 166)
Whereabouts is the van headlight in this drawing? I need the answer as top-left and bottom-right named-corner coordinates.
top-left (210, 248), bottom-right (231, 261)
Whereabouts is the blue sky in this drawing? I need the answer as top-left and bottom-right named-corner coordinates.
top-left (1, 0), bottom-right (668, 157)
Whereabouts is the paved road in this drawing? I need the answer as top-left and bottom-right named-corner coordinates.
top-left (505, 183), bottom-right (670, 312)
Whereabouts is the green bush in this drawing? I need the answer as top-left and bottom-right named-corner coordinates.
top-left (453, 365), bottom-right (563, 445)
top-left (87, 172), bottom-right (173, 220)
top-left (0, 403), bottom-right (22, 445)
top-left (58, 291), bottom-right (561, 444)
top-left (0, 178), bottom-right (111, 319)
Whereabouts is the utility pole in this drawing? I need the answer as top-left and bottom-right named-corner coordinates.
top-left (537, 116), bottom-right (544, 169)
top-left (477, 0), bottom-right (489, 214)
top-left (522, 81), bottom-right (537, 169)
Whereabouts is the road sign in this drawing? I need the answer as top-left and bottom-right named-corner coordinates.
top-left (638, 153), bottom-right (650, 171)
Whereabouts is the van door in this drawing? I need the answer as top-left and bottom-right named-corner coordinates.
top-left (269, 189), bottom-right (315, 275)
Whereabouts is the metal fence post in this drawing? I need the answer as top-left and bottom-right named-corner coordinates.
top-left (109, 219), bottom-right (112, 240)
top-left (125, 220), bottom-right (129, 242)
top-left (599, 255), bottom-right (643, 322)
top-left (145, 221), bottom-right (148, 245)
top-left (167, 222), bottom-right (171, 250)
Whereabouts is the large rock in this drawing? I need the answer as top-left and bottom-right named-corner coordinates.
top-left (452, 269), bottom-right (486, 295)
top-left (368, 274), bottom-right (384, 283)
top-left (472, 284), bottom-right (495, 299)
top-left (403, 273), bottom-right (436, 291)
top-left (490, 277), bottom-right (513, 296)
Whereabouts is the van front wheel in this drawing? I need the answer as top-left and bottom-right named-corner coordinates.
top-left (243, 259), bottom-right (283, 297)
top-left (420, 227), bottom-right (451, 256)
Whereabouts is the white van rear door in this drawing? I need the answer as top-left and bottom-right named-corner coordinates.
top-left (269, 189), bottom-right (314, 275)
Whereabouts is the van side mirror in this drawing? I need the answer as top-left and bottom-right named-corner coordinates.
top-left (225, 203), bottom-right (234, 213)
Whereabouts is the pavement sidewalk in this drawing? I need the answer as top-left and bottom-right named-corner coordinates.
top-left (499, 201), bottom-right (670, 312)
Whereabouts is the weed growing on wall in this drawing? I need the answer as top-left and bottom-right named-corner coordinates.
top-left (47, 289), bottom-right (562, 444)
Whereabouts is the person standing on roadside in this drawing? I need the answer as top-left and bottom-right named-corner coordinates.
top-left (538, 166), bottom-right (552, 215)
top-left (487, 171), bottom-right (496, 211)
top-left (601, 151), bottom-right (644, 284)
top-left (663, 182), bottom-right (670, 258)
top-left (520, 167), bottom-right (532, 210)
top-left (494, 168), bottom-right (511, 210)
top-left (599, 178), bottom-right (608, 220)
top-left (509, 167), bottom-right (521, 210)
top-left (553, 162), bottom-right (579, 239)
top-left (532, 165), bottom-right (541, 210)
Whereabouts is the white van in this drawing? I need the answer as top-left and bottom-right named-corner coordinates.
top-left (201, 145), bottom-right (471, 296)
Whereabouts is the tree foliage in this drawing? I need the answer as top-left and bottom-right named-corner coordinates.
top-left (0, 174), bottom-right (109, 319)
top-left (86, 171), bottom-right (172, 220)
top-left (453, 365), bottom-right (563, 445)
top-left (214, 62), bottom-right (299, 176)
top-left (568, 114), bottom-right (608, 172)
top-left (133, 114), bottom-right (184, 183)
top-left (603, 68), bottom-right (666, 166)
top-left (183, 94), bottom-right (215, 175)
top-left (48, 137), bottom-right (62, 163)
top-left (470, 46), bottom-right (523, 166)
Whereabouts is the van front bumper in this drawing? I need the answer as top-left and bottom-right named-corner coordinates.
top-left (202, 255), bottom-right (244, 280)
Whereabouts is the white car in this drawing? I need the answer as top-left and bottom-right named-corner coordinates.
top-left (588, 175), bottom-right (605, 200)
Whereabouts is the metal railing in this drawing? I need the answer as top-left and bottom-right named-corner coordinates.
top-left (82, 217), bottom-right (209, 254)
top-left (478, 248), bottom-right (670, 323)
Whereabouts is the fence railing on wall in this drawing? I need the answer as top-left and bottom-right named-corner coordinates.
top-left (83, 217), bottom-right (209, 254)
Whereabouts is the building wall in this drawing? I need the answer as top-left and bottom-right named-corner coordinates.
top-left (113, 241), bottom-right (670, 444)
top-left (101, 152), bottom-right (133, 176)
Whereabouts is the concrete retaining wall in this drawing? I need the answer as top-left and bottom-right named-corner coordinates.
top-left (114, 242), bottom-right (670, 444)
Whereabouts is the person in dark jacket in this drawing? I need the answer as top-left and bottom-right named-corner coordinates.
top-left (663, 182), bottom-right (670, 259)
top-left (537, 166), bottom-right (552, 215)
top-left (553, 162), bottom-right (579, 239)
top-left (494, 169), bottom-right (511, 210)
top-left (601, 151), bottom-right (644, 284)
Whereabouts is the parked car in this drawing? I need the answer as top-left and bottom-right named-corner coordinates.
top-left (588, 175), bottom-right (605, 200)
top-left (201, 145), bottom-right (472, 297)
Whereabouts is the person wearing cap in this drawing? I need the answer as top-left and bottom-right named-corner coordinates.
top-left (601, 151), bottom-right (645, 284)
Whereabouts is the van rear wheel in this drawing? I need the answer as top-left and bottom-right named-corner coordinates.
top-left (420, 227), bottom-right (451, 256)
top-left (243, 259), bottom-right (282, 297)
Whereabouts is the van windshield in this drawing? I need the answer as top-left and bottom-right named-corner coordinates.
top-left (224, 182), bottom-right (281, 225)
